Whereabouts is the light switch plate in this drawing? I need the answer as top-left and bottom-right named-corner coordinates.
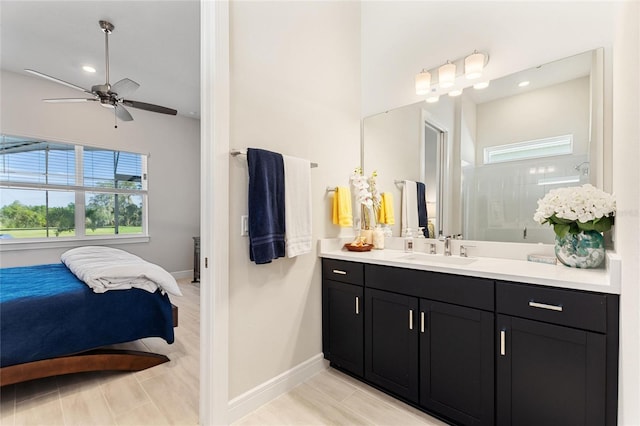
top-left (241, 215), bottom-right (249, 236)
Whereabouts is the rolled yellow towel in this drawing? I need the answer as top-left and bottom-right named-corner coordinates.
top-left (377, 192), bottom-right (395, 225)
top-left (332, 186), bottom-right (353, 227)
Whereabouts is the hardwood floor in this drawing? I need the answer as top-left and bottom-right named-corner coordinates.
top-left (0, 278), bottom-right (200, 426)
top-left (2, 278), bottom-right (448, 426)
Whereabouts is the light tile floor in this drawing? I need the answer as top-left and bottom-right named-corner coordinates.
top-left (0, 278), bottom-right (200, 426)
top-left (232, 368), bottom-right (449, 426)
top-left (2, 278), bottom-right (449, 426)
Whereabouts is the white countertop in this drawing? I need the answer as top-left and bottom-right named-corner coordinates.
top-left (319, 238), bottom-right (621, 294)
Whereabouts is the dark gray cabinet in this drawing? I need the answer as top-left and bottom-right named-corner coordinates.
top-left (365, 288), bottom-right (419, 402)
top-left (496, 281), bottom-right (619, 426)
top-left (420, 300), bottom-right (494, 426)
top-left (322, 259), bottom-right (364, 376)
top-left (321, 258), bottom-right (619, 426)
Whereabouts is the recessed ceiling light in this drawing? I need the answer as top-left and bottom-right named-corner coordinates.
top-left (473, 81), bottom-right (490, 90)
top-left (82, 65), bottom-right (96, 73)
top-left (518, 81), bottom-right (530, 87)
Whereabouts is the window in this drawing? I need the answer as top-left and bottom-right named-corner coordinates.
top-left (483, 134), bottom-right (573, 164)
top-left (0, 135), bottom-right (147, 241)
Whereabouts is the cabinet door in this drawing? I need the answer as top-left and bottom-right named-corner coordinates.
top-left (419, 300), bottom-right (494, 426)
top-left (365, 288), bottom-right (419, 403)
top-left (322, 279), bottom-right (364, 376)
top-left (497, 315), bottom-right (606, 426)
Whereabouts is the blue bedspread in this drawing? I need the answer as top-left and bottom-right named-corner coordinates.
top-left (0, 263), bottom-right (175, 367)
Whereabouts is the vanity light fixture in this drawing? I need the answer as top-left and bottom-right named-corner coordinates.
top-left (438, 61), bottom-right (456, 88)
top-left (415, 70), bottom-right (431, 95)
top-left (415, 50), bottom-right (489, 102)
top-left (464, 51), bottom-right (486, 79)
top-left (426, 94), bottom-right (440, 103)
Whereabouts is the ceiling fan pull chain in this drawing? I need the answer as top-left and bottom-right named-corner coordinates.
top-left (114, 109), bottom-right (118, 129)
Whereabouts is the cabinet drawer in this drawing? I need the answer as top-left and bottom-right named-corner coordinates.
top-left (365, 264), bottom-right (494, 311)
top-left (322, 259), bottom-right (364, 286)
top-left (496, 281), bottom-right (607, 333)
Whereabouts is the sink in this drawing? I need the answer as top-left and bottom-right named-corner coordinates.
top-left (398, 253), bottom-right (477, 266)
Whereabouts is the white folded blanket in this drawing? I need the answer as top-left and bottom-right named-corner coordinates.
top-left (61, 246), bottom-right (183, 296)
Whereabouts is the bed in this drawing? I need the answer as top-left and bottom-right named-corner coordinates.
top-left (0, 248), bottom-right (180, 386)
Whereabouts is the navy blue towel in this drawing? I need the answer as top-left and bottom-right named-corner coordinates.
top-left (416, 182), bottom-right (428, 237)
top-left (247, 148), bottom-right (286, 264)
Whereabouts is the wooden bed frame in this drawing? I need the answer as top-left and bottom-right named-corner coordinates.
top-left (0, 304), bottom-right (178, 387)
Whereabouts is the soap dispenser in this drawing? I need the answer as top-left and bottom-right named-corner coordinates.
top-left (404, 228), bottom-right (414, 252)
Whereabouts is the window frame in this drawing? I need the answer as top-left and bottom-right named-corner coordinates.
top-left (483, 134), bottom-right (574, 165)
top-left (0, 134), bottom-right (149, 250)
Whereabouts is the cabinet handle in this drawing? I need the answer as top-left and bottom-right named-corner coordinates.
top-left (409, 310), bottom-right (414, 330)
top-left (420, 311), bottom-right (425, 333)
top-left (355, 296), bottom-right (359, 315)
top-left (500, 330), bottom-right (506, 356)
top-left (529, 301), bottom-right (563, 312)
top-left (332, 269), bottom-right (347, 275)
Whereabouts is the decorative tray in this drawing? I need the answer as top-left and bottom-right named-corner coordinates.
top-left (343, 243), bottom-right (373, 252)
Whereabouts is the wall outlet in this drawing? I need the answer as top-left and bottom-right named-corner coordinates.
top-left (241, 215), bottom-right (249, 236)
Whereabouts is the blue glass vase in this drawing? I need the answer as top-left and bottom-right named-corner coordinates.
top-left (554, 230), bottom-right (605, 269)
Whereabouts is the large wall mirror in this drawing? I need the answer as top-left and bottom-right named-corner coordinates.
top-left (362, 48), bottom-right (604, 244)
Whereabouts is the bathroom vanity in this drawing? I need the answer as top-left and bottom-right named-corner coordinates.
top-left (320, 241), bottom-right (619, 426)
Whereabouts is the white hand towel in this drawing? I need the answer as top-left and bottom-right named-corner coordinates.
top-left (283, 155), bottom-right (312, 257)
top-left (402, 180), bottom-right (419, 235)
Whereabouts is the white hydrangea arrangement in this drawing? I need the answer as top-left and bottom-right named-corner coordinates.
top-left (533, 184), bottom-right (616, 238)
top-left (350, 167), bottom-right (381, 229)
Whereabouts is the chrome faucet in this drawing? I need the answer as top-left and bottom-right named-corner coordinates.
top-left (439, 235), bottom-right (452, 256)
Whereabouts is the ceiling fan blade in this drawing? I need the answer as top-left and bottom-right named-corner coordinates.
top-left (114, 104), bottom-right (134, 122)
top-left (25, 69), bottom-right (93, 95)
top-left (111, 78), bottom-right (140, 98)
top-left (122, 99), bottom-right (177, 116)
top-left (43, 98), bottom-right (98, 103)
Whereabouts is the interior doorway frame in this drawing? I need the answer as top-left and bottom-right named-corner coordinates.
top-left (200, 1), bottom-right (230, 424)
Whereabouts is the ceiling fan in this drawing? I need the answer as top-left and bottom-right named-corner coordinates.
top-left (25, 20), bottom-right (177, 127)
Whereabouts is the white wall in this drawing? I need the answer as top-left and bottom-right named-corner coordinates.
top-left (476, 77), bottom-right (590, 164)
top-left (612, 1), bottom-right (640, 424)
top-left (361, 1), bottom-right (616, 117)
top-left (363, 103), bottom-right (422, 236)
top-left (0, 70), bottom-right (200, 274)
top-left (228, 1), bottom-right (361, 399)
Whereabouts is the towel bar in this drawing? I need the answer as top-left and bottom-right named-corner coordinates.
top-left (326, 186), bottom-right (337, 192)
top-left (230, 149), bottom-right (318, 168)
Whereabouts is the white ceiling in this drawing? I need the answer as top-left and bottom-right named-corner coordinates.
top-left (1, 0), bottom-right (200, 119)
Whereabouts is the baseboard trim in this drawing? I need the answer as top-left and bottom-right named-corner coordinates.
top-left (227, 353), bottom-right (327, 423)
top-left (171, 270), bottom-right (193, 280)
